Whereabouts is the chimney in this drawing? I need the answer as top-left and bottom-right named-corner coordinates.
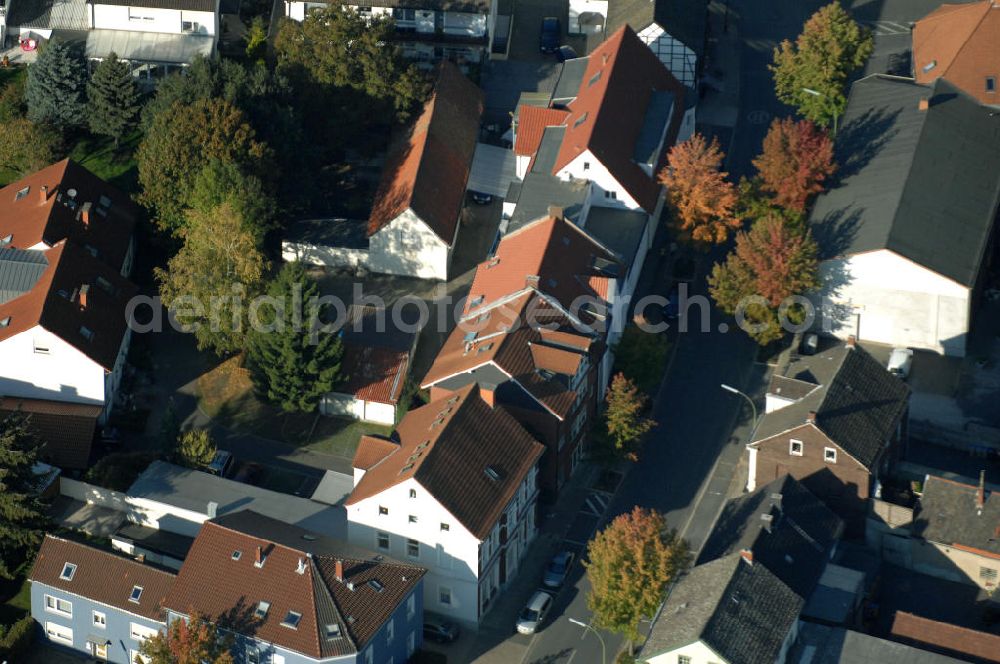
top-left (770, 493), bottom-right (783, 512)
top-left (80, 201), bottom-right (92, 227)
top-left (978, 470), bottom-right (986, 511)
top-left (78, 284), bottom-right (90, 309)
top-left (547, 205), bottom-right (563, 220)
top-left (39, 186), bottom-right (48, 204)
top-left (207, 501), bottom-right (218, 519)
top-left (335, 559), bottom-right (344, 582)
top-left (806, 410), bottom-right (817, 424)
top-left (135, 553), bottom-right (145, 563)
top-left (740, 548), bottom-right (754, 565)
top-left (760, 513), bottom-right (774, 533)
top-left (918, 97), bottom-right (930, 111)
top-left (847, 335), bottom-right (857, 348)
top-left (525, 274), bottom-right (540, 289)
top-left (254, 546), bottom-right (265, 568)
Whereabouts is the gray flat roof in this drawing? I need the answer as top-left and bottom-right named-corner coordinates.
top-left (581, 206), bottom-right (647, 273)
top-left (113, 522), bottom-right (194, 561)
top-left (551, 57), bottom-right (588, 104)
top-left (788, 622), bottom-right (964, 664)
top-left (633, 90), bottom-right (674, 167)
top-left (310, 470), bottom-right (355, 506)
top-left (285, 218), bottom-right (369, 250)
top-left (507, 171), bottom-right (589, 232)
top-left (0, 248), bottom-right (47, 305)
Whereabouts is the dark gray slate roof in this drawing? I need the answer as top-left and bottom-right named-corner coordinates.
top-left (6, 0), bottom-right (89, 29)
top-left (0, 248), bottom-right (48, 306)
top-left (285, 218), bottom-right (369, 250)
top-left (582, 206), bottom-right (647, 275)
top-left (551, 57), bottom-right (589, 105)
top-left (698, 475), bottom-right (843, 599)
top-left (913, 475), bottom-right (1000, 556)
top-left (752, 342), bottom-right (910, 469)
top-left (788, 622), bottom-right (965, 664)
top-left (643, 554), bottom-right (803, 664)
top-left (633, 90), bottom-right (674, 166)
top-left (507, 128), bottom-right (590, 233)
top-left (113, 522), bottom-right (194, 561)
top-left (606, 0), bottom-right (708, 59)
top-left (809, 76), bottom-right (1000, 287)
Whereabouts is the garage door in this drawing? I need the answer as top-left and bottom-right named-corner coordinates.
top-left (467, 143), bottom-right (517, 197)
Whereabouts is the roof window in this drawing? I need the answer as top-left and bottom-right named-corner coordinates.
top-left (80, 326), bottom-right (94, 342)
top-left (0, 316), bottom-right (10, 329)
top-left (325, 623), bottom-right (342, 639)
top-left (399, 463), bottom-right (415, 474)
top-left (574, 112), bottom-right (589, 128)
top-left (129, 586), bottom-right (143, 603)
top-left (281, 611), bottom-right (302, 629)
top-left (254, 601), bottom-right (270, 619)
top-left (231, 550), bottom-right (242, 561)
top-left (0, 234), bottom-right (11, 246)
top-left (588, 71), bottom-right (602, 87)
top-left (14, 186), bottom-right (29, 201)
top-left (485, 465), bottom-right (504, 481)
top-left (922, 60), bottom-right (937, 73)
top-left (368, 579), bottom-right (385, 593)
top-left (59, 562), bottom-right (77, 581)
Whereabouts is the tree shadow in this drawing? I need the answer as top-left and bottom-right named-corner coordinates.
top-left (832, 106), bottom-right (901, 182)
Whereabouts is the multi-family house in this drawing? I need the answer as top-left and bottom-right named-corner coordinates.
top-left (283, 62), bottom-right (482, 281)
top-left (345, 383), bottom-right (545, 625)
top-left (640, 553), bottom-right (804, 664)
top-left (0, 240), bottom-right (137, 468)
top-left (30, 534), bottom-right (176, 663)
top-left (0, 159), bottom-right (138, 276)
top-left (913, 1), bottom-right (999, 107)
top-left (3, 0), bottom-right (218, 79)
top-left (165, 510), bottom-right (427, 664)
top-left (282, 0), bottom-right (512, 66)
top-left (891, 611), bottom-right (1000, 664)
top-left (421, 290), bottom-right (601, 496)
top-left (789, 621), bottom-right (966, 664)
top-left (507, 25), bottom-right (694, 293)
top-left (747, 338), bottom-right (910, 532)
top-left (809, 75), bottom-right (1000, 357)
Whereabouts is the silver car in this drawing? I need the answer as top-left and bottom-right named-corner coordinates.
top-left (516, 591), bottom-right (553, 634)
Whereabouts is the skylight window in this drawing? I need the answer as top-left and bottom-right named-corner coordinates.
top-left (588, 71), bottom-right (602, 87)
top-left (325, 623), bottom-right (342, 639)
top-left (254, 601), bottom-right (270, 619)
top-left (0, 317), bottom-right (10, 329)
top-left (0, 234), bottom-right (11, 246)
top-left (129, 586), bottom-right (143, 603)
top-left (98, 195), bottom-right (112, 208)
top-left (14, 187), bottom-right (29, 201)
top-left (485, 465), bottom-right (503, 482)
top-left (281, 611), bottom-right (302, 629)
top-left (574, 112), bottom-right (589, 128)
top-left (368, 579), bottom-right (385, 593)
top-left (80, 326), bottom-right (94, 341)
top-left (232, 550), bottom-right (242, 561)
top-left (922, 60), bottom-right (937, 73)
top-left (59, 563), bottom-right (77, 581)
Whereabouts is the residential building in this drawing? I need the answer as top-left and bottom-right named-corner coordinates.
top-left (421, 291), bottom-right (601, 495)
top-left (345, 383), bottom-right (545, 625)
top-left (600, 0), bottom-right (709, 87)
top-left (0, 159), bottom-right (138, 275)
top-left (809, 75), bottom-right (1000, 357)
top-left (3, 0), bottom-right (218, 80)
top-left (788, 621), bottom-right (965, 664)
top-left (913, 1), bottom-right (1000, 107)
top-left (0, 241), bottom-right (137, 468)
top-left (283, 62), bottom-right (482, 281)
top-left (506, 25), bottom-right (694, 295)
top-left (746, 339), bottom-right (910, 532)
top-left (640, 553), bottom-right (804, 664)
top-left (29, 534), bottom-right (176, 663)
top-left (891, 611), bottom-right (1000, 664)
top-left (164, 511), bottom-right (426, 664)
top-left (283, 0), bottom-right (513, 66)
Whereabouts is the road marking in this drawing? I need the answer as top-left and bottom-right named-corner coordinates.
top-left (862, 20), bottom-right (911, 36)
top-left (563, 539), bottom-right (588, 547)
top-left (582, 493), bottom-right (608, 516)
top-left (747, 110), bottom-right (770, 124)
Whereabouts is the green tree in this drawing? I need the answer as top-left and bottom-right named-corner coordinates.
top-left (139, 610), bottom-right (234, 664)
top-left (188, 161), bottom-right (277, 240)
top-left (248, 262), bottom-right (344, 413)
top-left (604, 373), bottom-right (654, 461)
top-left (245, 16), bottom-right (268, 62)
top-left (274, 6), bottom-right (430, 120)
top-left (709, 215), bottom-right (820, 345)
top-left (87, 53), bottom-right (142, 148)
top-left (155, 202), bottom-right (267, 355)
top-left (0, 118), bottom-right (60, 177)
top-left (0, 413), bottom-right (47, 580)
top-left (176, 429), bottom-right (217, 469)
top-left (137, 97), bottom-right (271, 234)
top-left (770, 2), bottom-right (873, 128)
top-left (25, 39), bottom-right (88, 131)
top-left (585, 507), bottom-right (689, 650)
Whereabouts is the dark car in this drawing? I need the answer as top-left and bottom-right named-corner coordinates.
top-left (556, 45), bottom-right (578, 62)
top-left (424, 618), bottom-right (460, 644)
top-left (542, 550), bottom-right (575, 589)
top-left (540, 17), bottom-right (561, 53)
top-left (470, 191), bottom-right (493, 205)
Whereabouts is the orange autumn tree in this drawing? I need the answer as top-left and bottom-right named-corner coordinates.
top-left (604, 373), bottom-right (654, 461)
top-left (139, 610), bottom-right (234, 664)
top-left (659, 133), bottom-right (741, 245)
top-left (753, 117), bottom-right (836, 213)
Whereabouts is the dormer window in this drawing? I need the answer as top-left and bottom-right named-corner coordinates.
top-left (824, 447), bottom-right (838, 463)
top-left (80, 326), bottom-right (94, 341)
top-left (129, 585), bottom-right (143, 603)
top-left (281, 611), bottom-right (302, 629)
top-left (59, 562), bottom-right (77, 581)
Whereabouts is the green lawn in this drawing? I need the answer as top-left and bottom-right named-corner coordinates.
top-left (305, 417), bottom-right (393, 459)
top-left (67, 130), bottom-right (142, 193)
top-left (0, 577), bottom-right (31, 625)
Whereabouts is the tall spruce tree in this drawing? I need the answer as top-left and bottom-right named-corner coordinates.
top-left (87, 53), bottom-right (141, 148)
top-left (0, 413), bottom-right (46, 580)
top-left (247, 262), bottom-right (344, 413)
top-left (25, 39), bottom-right (88, 131)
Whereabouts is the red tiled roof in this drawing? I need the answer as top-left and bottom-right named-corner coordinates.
top-left (530, 342), bottom-right (583, 376)
top-left (346, 384), bottom-right (545, 539)
top-left (165, 512), bottom-right (425, 659)
top-left (30, 535), bottom-right (176, 621)
top-left (367, 62), bottom-right (483, 244)
top-left (891, 611), bottom-right (1000, 663)
top-left (0, 397), bottom-right (102, 469)
top-left (913, 1), bottom-right (1000, 106)
top-left (463, 214), bottom-right (618, 318)
top-left (0, 241), bottom-right (138, 370)
top-left (514, 105), bottom-right (570, 156)
top-left (552, 26), bottom-right (687, 213)
top-left (0, 159), bottom-right (137, 272)
top-left (338, 342), bottom-right (409, 405)
top-left (352, 435), bottom-right (400, 471)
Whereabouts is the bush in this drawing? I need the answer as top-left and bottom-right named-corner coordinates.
top-left (613, 325), bottom-right (671, 395)
top-left (85, 452), bottom-right (158, 491)
top-left (0, 615), bottom-right (35, 658)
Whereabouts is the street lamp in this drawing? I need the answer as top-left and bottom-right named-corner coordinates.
top-left (721, 383), bottom-right (758, 430)
top-left (569, 618), bottom-right (606, 664)
top-left (801, 87), bottom-right (839, 135)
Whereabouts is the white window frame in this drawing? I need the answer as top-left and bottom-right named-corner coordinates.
top-left (45, 621), bottom-right (73, 645)
top-left (44, 594), bottom-right (72, 618)
top-left (129, 622), bottom-right (158, 642)
top-left (406, 538), bottom-right (420, 559)
top-left (92, 610), bottom-right (107, 628)
top-left (824, 447), bottom-right (837, 463)
top-left (789, 439), bottom-right (803, 456)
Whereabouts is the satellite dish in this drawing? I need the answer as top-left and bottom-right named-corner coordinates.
top-left (67, 189), bottom-right (78, 198)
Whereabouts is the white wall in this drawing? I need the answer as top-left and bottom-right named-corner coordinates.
top-left (559, 151), bottom-right (641, 211)
top-left (645, 639), bottom-right (726, 664)
top-left (281, 239), bottom-right (369, 269)
top-left (60, 477), bottom-right (208, 538)
top-left (320, 392), bottom-right (396, 425)
top-left (368, 210), bottom-right (453, 281)
top-left (0, 327), bottom-right (107, 406)
top-left (91, 4), bottom-right (216, 35)
top-left (818, 250), bottom-right (971, 356)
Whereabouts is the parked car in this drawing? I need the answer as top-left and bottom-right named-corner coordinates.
top-left (516, 591), bottom-right (553, 634)
top-left (542, 551), bottom-right (575, 589)
top-left (470, 191), bottom-right (493, 205)
top-left (424, 618), bottom-right (460, 643)
top-left (206, 450), bottom-right (234, 477)
top-left (556, 45), bottom-right (578, 62)
top-left (540, 17), bottom-right (561, 53)
top-left (887, 347), bottom-right (914, 379)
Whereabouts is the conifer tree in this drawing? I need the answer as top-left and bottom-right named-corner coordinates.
top-left (87, 53), bottom-right (142, 148)
top-left (25, 39), bottom-right (88, 131)
top-left (0, 413), bottom-right (46, 580)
